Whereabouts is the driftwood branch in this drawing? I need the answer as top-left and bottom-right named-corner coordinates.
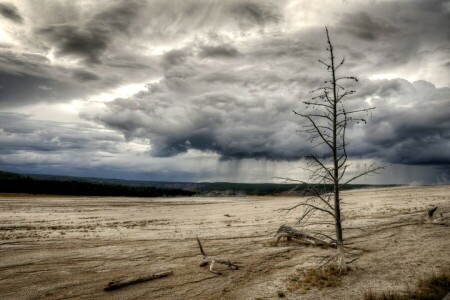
top-left (274, 225), bottom-right (336, 248)
top-left (104, 270), bottom-right (173, 291)
top-left (427, 207), bottom-right (438, 218)
top-left (197, 237), bottom-right (242, 275)
top-left (424, 206), bottom-right (447, 225)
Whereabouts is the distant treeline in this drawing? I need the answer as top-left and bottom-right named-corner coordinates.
top-left (27, 173), bottom-right (393, 195)
top-left (0, 171), bottom-right (195, 197)
top-left (0, 171), bottom-right (398, 197)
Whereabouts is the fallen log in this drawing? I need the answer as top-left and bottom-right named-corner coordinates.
top-left (104, 270), bottom-right (173, 291)
top-left (274, 224), bottom-right (336, 248)
top-left (197, 237), bottom-right (242, 275)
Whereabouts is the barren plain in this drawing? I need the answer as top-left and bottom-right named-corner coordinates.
top-left (0, 185), bottom-right (449, 299)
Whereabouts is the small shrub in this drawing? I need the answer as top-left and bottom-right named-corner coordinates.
top-left (287, 265), bottom-right (343, 293)
top-left (364, 267), bottom-right (450, 300)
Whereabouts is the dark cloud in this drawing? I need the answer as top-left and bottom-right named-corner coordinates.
top-left (413, 0), bottom-right (448, 12)
top-left (0, 71), bottom-right (70, 107)
top-left (34, 0), bottom-right (281, 65)
top-left (230, 1), bottom-right (281, 28)
top-left (38, 25), bottom-right (109, 64)
top-left (0, 68), bottom-right (122, 108)
top-left (334, 0), bottom-right (450, 80)
top-left (73, 70), bottom-right (100, 82)
top-left (106, 57), bottom-right (152, 70)
top-left (0, 50), bottom-right (50, 76)
top-left (0, 48), bottom-right (140, 107)
top-left (0, 2), bottom-right (23, 23)
top-left (85, 70), bottom-right (450, 167)
top-left (162, 48), bottom-right (191, 69)
top-left (199, 44), bottom-right (239, 58)
top-left (37, 1), bottom-right (141, 64)
top-left (91, 1), bottom-right (140, 34)
top-left (340, 12), bottom-right (397, 41)
top-left (358, 80), bottom-right (450, 165)
top-left (81, 48), bottom-right (324, 161)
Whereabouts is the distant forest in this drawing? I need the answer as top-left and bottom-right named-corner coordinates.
top-left (0, 170), bottom-right (395, 197)
top-left (0, 171), bottom-right (195, 197)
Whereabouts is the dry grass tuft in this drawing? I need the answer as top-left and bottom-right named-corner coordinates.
top-left (287, 265), bottom-right (343, 293)
top-left (364, 267), bottom-right (450, 300)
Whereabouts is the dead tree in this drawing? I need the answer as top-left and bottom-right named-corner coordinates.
top-left (278, 27), bottom-right (384, 272)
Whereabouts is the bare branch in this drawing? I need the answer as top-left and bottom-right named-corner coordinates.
top-left (336, 76), bottom-right (358, 82)
top-left (318, 59), bottom-right (331, 69)
top-left (339, 164), bottom-right (386, 188)
top-left (293, 111), bottom-right (334, 149)
top-left (280, 202), bottom-right (335, 217)
top-left (306, 155), bottom-right (334, 181)
top-left (309, 87), bottom-right (333, 93)
top-left (338, 107), bottom-right (375, 116)
top-left (303, 101), bottom-right (334, 110)
top-left (334, 57), bottom-right (345, 71)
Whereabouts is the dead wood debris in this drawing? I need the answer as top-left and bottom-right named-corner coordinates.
top-left (196, 237), bottom-right (242, 275)
top-left (104, 270), bottom-right (173, 291)
top-left (274, 224), bottom-right (336, 248)
top-left (424, 206), bottom-right (447, 225)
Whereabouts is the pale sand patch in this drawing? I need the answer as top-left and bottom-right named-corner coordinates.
top-left (0, 185), bottom-right (449, 299)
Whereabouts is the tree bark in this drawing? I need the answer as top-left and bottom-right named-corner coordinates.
top-left (326, 27), bottom-right (347, 273)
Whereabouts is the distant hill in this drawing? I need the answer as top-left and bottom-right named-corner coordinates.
top-left (0, 171), bottom-right (195, 197)
top-left (0, 171), bottom-right (399, 197)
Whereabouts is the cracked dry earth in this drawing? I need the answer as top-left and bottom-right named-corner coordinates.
top-left (0, 185), bottom-right (449, 299)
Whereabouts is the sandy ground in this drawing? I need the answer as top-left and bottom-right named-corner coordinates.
top-left (0, 185), bottom-right (449, 299)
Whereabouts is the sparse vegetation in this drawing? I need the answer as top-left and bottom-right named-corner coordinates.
top-left (364, 268), bottom-right (450, 300)
top-left (287, 265), bottom-right (344, 293)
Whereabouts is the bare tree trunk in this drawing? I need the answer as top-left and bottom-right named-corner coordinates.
top-left (328, 27), bottom-right (347, 273)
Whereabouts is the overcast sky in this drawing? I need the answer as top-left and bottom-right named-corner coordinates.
top-left (0, 0), bottom-right (449, 184)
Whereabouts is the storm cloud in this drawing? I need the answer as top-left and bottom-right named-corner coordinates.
top-left (361, 80), bottom-right (450, 165)
top-left (87, 74), bottom-right (450, 166)
top-left (0, 0), bottom-right (449, 183)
